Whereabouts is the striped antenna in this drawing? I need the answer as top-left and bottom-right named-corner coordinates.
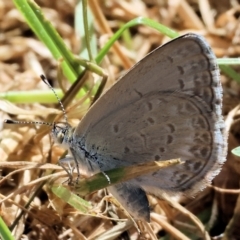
top-left (40, 74), bottom-right (68, 124)
top-left (4, 119), bottom-right (53, 127)
top-left (5, 74), bottom-right (68, 127)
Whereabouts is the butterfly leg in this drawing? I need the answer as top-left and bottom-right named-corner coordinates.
top-left (58, 156), bottom-right (76, 184)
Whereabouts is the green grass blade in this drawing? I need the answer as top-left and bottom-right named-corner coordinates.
top-left (51, 185), bottom-right (91, 213)
top-left (0, 217), bottom-right (14, 240)
top-left (13, 0), bottom-right (80, 82)
top-left (231, 146), bottom-right (240, 157)
top-left (96, 17), bottom-right (179, 64)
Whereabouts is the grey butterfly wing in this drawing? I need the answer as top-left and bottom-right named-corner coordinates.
top-left (108, 183), bottom-right (150, 221)
top-left (76, 34), bottom-right (223, 132)
top-left (73, 34), bottom-right (227, 219)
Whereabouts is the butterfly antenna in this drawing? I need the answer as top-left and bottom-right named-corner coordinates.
top-left (5, 119), bottom-right (53, 127)
top-left (40, 74), bottom-right (68, 124)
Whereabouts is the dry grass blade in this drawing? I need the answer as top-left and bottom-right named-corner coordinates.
top-left (151, 213), bottom-right (191, 240)
top-left (163, 195), bottom-right (211, 240)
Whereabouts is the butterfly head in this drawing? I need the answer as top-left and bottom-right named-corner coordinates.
top-left (52, 122), bottom-right (75, 147)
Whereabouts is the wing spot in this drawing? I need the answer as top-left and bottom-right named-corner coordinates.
top-left (200, 147), bottom-right (209, 158)
top-left (203, 88), bottom-right (212, 102)
top-left (167, 135), bottom-right (173, 144)
top-left (215, 98), bottom-right (221, 105)
top-left (124, 146), bottom-right (130, 153)
top-left (147, 102), bottom-right (153, 111)
top-left (159, 147), bottom-right (165, 153)
top-left (167, 123), bottom-right (175, 133)
top-left (177, 66), bottom-right (184, 75)
top-left (154, 155), bottom-right (160, 160)
top-left (193, 161), bottom-right (202, 171)
top-left (113, 124), bottom-right (119, 133)
top-left (189, 145), bottom-right (205, 158)
top-left (177, 174), bottom-right (188, 184)
top-left (212, 81), bottom-right (218, 88)
top-left (134, 89), bottom-right (143, 98)
top-left (185, 102), bottom-right (197, 112)
top-left (140, 134), bottom-right (147, 144)
top-left (184, 160), bottom-right (192, 171)
top-left (167, 56), bottom-right (174, 63)
top-left (220, 127), bottom-right (225, 134)
top-left (202, 133), bottom-right (210, 142)
top-left (194, 132), bottom-right (210, 144)
top-left (178, 79), bottom-right (184, 89)
top-left (147, 117), bottom-right (155, 124)
top-left (192, 117), bottom-right (207, 129)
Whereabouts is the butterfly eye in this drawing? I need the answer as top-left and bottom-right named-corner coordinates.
top-left (56, 131), bottom-right (64, 144)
